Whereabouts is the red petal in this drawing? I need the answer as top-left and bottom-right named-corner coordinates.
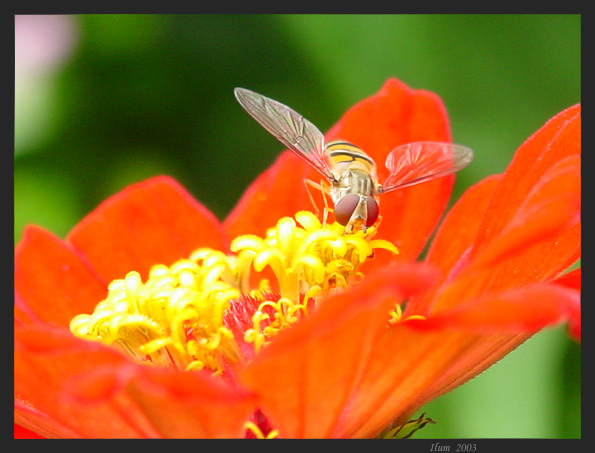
top-left (406, 175), bottom-right (502, 316)
top-left (15, 327), bottom-right (143, 438)
top-left (239, 262), bottom-right (437, 438)
top-left (405, 330), bottom-right (533, 413)
top-left (430, 106), bottom-right (581, 313)
top-left (553, 268), bottom-right (581, 342)
top-left (116, 367), bottom-right (257, 438)
top-left (399, 281), bottom-right (581, 399)
top-left (470, 105), bottom-right (581, 273)
top-left (411, 282), bottom-right (580, 334)
top-left (471, 156), bottom-right (580, 269)
top-left (344, 327), bottom-right (486, 437)
top-left (554, 267), bottom-right (581, 289)
top-left (371, 282), bottom-right (580, 426)
top-left (14, 424), bottom-right (45, 439)
top-left (424, 175), bottom-right (502, 277)
top-left (15, 225), bottom-right (107, 327)
top-left (334, 279), bottom-right (578, 437)
top-left (67, 176), bottom-right (227, 283)
top-left (225, 79), bottom-right (454, 261)
top-left (15, 325), bottom-right (258, 438)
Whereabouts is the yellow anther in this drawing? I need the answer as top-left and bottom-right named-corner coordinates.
top-left (303, 286), bottom-right (319, 310)
top-left (244, 421), bottom-right (280, 439)
top-left (253, 248), bottom-right (285, 273)
top-left (230, 234), bottom-right (265, 253)
top-left (275, 216), bottom-right (298, 250)
top-left (295, 228), bottom-right (340, 255)
top-left (369, 239), bottom-right (400, 256)
top-left (70, 262), bottom-right (240, 374)
top-left (389, 304), bottom-right (426, 326)
top-left (257, 279), bottom-right (271, 293)
top-left (291, 253), bottom-right (326, 284)
top-left (389, 304), bottom-right (404, 325)
top-left (185, 360), bottom-right (206, 372)
top-left (70, 211), bottom-right (399, 371)
top-left (295, 210), bottom-right (322, 230)
top-left (344, 235), bottom-right (374, 263)
top-left (404, 315), bottom-right (427, 322)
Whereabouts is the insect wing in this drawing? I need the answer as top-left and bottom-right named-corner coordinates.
top-left (380, 141), bottom-right (473, 193)
top-left (234, 88), bottom-right (335, 180)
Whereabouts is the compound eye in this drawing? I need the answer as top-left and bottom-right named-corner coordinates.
top-left (365, 197), bottom-right (379, 227)
top-left (334, 194), bottom-right (360, 226)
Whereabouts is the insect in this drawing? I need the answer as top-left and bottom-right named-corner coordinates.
top-left (234, 88), bottom-right (473, 233)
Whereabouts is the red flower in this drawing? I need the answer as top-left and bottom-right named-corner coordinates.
top-left (15, 78), bottom-right (580, 438)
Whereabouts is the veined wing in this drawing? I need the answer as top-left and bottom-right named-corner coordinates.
top-left (234, 88), bottom-right (334, 180)
top-left (380, 141), bottom-right (473, 193)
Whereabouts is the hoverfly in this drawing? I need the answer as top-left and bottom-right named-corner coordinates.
top-left (234, 88), bottom-right (473, 233)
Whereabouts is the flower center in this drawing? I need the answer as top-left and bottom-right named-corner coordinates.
top-left (69, 211), bottom-right (398, 374)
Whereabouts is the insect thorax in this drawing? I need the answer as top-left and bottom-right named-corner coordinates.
top-left (331, 168), bottom-right (378, 204)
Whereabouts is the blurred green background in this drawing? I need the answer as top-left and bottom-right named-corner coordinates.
top-left (15, 14), bottom-right (580, 438)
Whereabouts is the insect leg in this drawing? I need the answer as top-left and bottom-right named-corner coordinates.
top-left (303, 178), bottom-right (332, 224)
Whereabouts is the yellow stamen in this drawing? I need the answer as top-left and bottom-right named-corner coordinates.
top-left (70, 211), bottom-right (399, 372)
top-left (70, 258), bottom-right (241, 374)
top-left (244, 421), bottom-right (280, 439)
top-left (388, 304), bottom-right (427, 326)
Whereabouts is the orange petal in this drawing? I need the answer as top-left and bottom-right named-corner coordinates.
top-left (239, 262), bottom-right (437, 438)
top-left (353, 270), bottom-right (580, 433)
top-left (14, 424), bottom-right (45, 439)
top-left (395, 281), bottom-right (581, 404)
top-left (67, 176), bottom-right (227, 283)
top-left (15, 325), bottom-right (258, 438)
top-left (358, 278), bottom-right (579, 436)
top-left (412, 282), bottom-right (580, 334)
top-left (554, 267), bottom-right (581, 289)
top-left (15, 225), bottom-right (107, 327)
top-left (16, 326), bottom-right (146, 438)
top-left (471, 105), bottom-right (581, 269)
top-left (553, 268), bottom-right (581, 342)
top-left (407, 330), bottom-right (533, 413)
top-left (424, 175), bottom-right (502, 277)
top-left (471, 156), bottom-right (580, 270)
top-left (406, 175), bottom-right (502, 316)
top-left (345, 327), bottom-right (482, 438)
top-left (431, 106), bottom-right (581, 313)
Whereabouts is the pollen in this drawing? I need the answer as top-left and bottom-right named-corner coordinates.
top-left (70, 210), bottom-right (398, 373)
